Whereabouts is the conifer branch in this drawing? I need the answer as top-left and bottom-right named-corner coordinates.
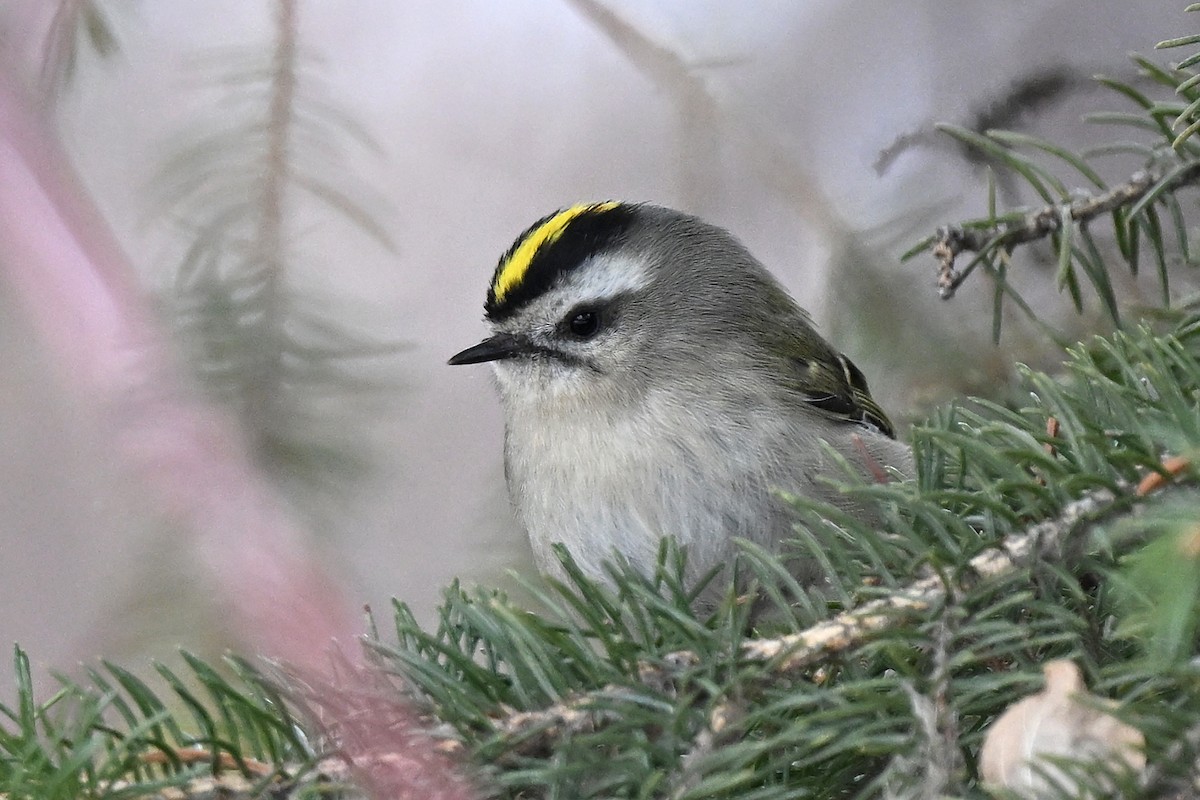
top-left (739, 483), bottom-right (1127, 673)
top-left (58, 755), bottom-right (371, 800)
top-left (489, 482), bottom-right (1131, 752)
top-left (931, 162), bottom-right (1200, 299)
top-left (887, 611), bottom-right (963, 796)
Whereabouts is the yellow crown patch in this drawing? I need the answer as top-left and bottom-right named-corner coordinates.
top-left (491, 202), bottom-right (620, 305)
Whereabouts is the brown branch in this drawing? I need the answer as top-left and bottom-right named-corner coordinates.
top-left (931, 163), bottom-right (1200, 299)
top-left (488, 483), bottom-right (1129, 754)
top-left (89, 755), bottom-right (369, 800)
top-left (737, 483), bottom-right (1123, 673)
top-left (138, 746), bottom-right (274, 776)
top-left (244, 0), bottom-right (297, 443)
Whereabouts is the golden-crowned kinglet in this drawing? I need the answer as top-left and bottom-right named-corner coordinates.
top-left (449, 202), bottom-right (912, 598)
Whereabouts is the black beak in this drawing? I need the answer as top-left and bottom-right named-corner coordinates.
top-left (447, 332), bottom-right (527, 365)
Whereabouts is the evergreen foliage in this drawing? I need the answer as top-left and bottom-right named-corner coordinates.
top-left (0, 647), bottom-right (336, 799)
top-left (374, 320), bottom-right (1200, 798)
top-left (7, 4), bottom-right (1200, 800)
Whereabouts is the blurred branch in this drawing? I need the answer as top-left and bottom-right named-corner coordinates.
top-left (0, 10), bottom-right (473, 797)
top-left (564, 0), bottom-right (846, 238)
top-left (158, 0), bottom-right (401, 499)
top-left (245, 0), bottom-right (297, 444)
top-left (39, 0), bottom-right (120, 96)
top-left (0, 64), bottom-right (355, 676)
top-left (289, 657), bottom-right (478, 800)
top-left (876, 67), bottom-right (1084, 177)
top-left (562, 0), bottom-right (718, 208)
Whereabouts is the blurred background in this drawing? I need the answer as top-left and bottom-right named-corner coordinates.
top-left (0, 0), bottom-right (1188, 674)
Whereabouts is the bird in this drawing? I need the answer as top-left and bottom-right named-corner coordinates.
top-left (449, 202), bottom-right (912, 604)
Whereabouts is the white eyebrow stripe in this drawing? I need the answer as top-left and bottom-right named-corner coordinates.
top-left (566, 253), bottom-right (650, 300)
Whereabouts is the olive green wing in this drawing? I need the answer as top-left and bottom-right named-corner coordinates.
top-left (789, 350), bottom-right (896, 439)
top-left (761, 285), bottom-right (896, 438)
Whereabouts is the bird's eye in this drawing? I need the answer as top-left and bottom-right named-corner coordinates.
top-left (566, 308), bottom-right (601, 338)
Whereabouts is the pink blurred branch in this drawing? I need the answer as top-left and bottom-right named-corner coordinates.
top-left (0, 71), bottom-right (358, 670)
top-left (0, 5), bottom-right (478, 794)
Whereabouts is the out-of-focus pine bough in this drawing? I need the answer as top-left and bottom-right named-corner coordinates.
top-left (154, 0), bottom-right (402, 512)
top-left (0, 0), bottom-right (462, 798)
top-left (7, 4), bottom-right (1200, 800)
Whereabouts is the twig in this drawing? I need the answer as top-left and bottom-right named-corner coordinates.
top-left (670, 700), bottom-right (746, 800)
top-left (488, 687), bottom-right (627, 759)
top-left (244, 0), bottom-right (297, 444)
top-left (138, 746), bottom-right (273, 776)
top-left (490, 483), bottom-right (1129, 751)
top-left (57, 755), bottom-right (370, 800)
top-left (876, 67), bottom-right (1081, 177)
top-left (931, 163), bottom-right (1200, 299)
top-left (739, 483), bottom-right (1124, 672)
